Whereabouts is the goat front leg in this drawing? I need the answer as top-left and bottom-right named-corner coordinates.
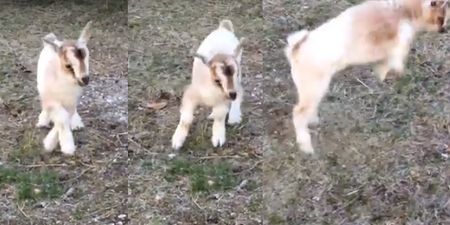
top-left (375, 62), bottom-right (391, 81)
top-left (36, 109), bottom-right (51, 128)
top-left (172, 90), bottom-right (198, 150)
top-left (376, 39), bottom-right (411, 81)
top-left (70, 109), bottom-right (85, 130)
top-left (43, 126), bottom-right (59, 152)
top-left (227, 84), bottom-right (243, 125)
top-left (51, 105), bottom-right (76, 155)
top-left (211, 104), bottom-right (229, 147)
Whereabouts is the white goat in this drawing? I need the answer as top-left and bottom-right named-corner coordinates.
top-left (36, 21), bottom-right (92, 155)
top-left (285, 0), bottom-right (449, 153)
top-left (172, 19), bottom-right (245, 150)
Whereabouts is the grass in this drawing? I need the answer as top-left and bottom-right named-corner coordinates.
top-left (0, 166), bottom-right (63, 201)
top-left (165, 159), bottom-right (238, 193)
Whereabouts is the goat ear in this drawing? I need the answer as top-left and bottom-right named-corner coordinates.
top-left (78, 21), bottom-right (92, 44)
top-left (193, 53), bottom-right (209, 65)
top-left (42, 33), bottom-right (62, 52)
top-left (233, 37), bottom-right (245, 58)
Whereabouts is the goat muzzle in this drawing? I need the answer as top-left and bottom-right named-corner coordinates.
top-left (78, 76), bottom-right (90, 86)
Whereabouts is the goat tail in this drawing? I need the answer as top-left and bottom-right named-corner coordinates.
top-left (284, 30), bottom-right (309, 61)
top-left (219, 19), bottom-right (234, 32)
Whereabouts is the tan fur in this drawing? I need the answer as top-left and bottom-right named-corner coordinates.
top-left (286, 0), bottom-right (449, 153)
top-left (219, 19), bottom-right (234, 32)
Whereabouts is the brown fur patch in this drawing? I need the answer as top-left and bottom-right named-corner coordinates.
top-left (222, 65), bottom-right (234, 77)
top-left (291, 35), bottom-right (308, 54)
top-left (58, 40), bottom-right (87, 76)
top-left (208, 53), bottom-right (238, 91)
top-left (352, 3), bottom-right (402, 46)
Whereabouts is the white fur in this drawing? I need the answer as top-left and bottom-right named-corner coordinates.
top-left (37, 45), bottom-right (82, 155)
top-left (172, 20), bottom-right (245, 150)
top-left (37, 22), bottom-right (91, 155)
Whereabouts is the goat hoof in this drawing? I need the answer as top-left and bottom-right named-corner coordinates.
top-left (171, 134), bottom-right (185, 150)
top-left (207, 112), bottom-right (214, 120)
top-left (71, 122), bottom-right (85, 131)
top-left (43, 138), bottom-right (57, 153)
top-left (36, 123), bottom-right (51, 129)
top-left (299, 144), bottom-right (314, 154)
top-left (61, 144), bottom-right (76, 155)
top-left (212, 135), bottom-right (225, 147)
top-left (227, 115), bottom-right (242, 125)
top-left (308, 116), bottom-right (320, 126)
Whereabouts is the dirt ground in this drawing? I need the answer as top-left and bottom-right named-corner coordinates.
top-left (263, 0), bottom-right (450, 224)
top-left (0, 1), bottom-right (128, 224)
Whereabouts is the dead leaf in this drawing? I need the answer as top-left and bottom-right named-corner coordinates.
top-left (146, 101), bottom-right (167, 110)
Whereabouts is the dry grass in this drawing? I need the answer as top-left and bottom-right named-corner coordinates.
top-left (263, 0), bottom-right (450, 224)
top-left (0, 1), bottom-right (128, 224)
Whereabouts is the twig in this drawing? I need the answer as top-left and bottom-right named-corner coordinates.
top-left (196, 155), bottom-right (238, 160)
top-left (128, 137), bottom-right (158, 155)
top-left (235, 160), bottom-right (263, 174)
top-left (24, 164), bottom-right (67, 168)
top-left (17, 203), bottom-right (29, 218)
top-left (191, 196), bottom-right (205, 210)
top-left (61, 168), bottom-right (92, 183)
top-left (356, 78), bottom-right (373, 93)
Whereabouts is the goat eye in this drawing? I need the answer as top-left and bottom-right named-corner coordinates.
top-left (431, 1), bottom-right (437, 7)
top-left (214, 79), bottom-right (221, 86)
top-left (65, 64), bottom-right (72, 70)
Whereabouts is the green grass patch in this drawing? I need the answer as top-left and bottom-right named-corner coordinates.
top-left (268, 213), bottom-right (286, 225)
top-left (248, 196), bottom-right (263, 212)
top-left (10, 129), bottom-right (41, 163)
top-left (165, 159), bottom-right (238, 193)
top-left (0, 166), bottom-right (63, 201)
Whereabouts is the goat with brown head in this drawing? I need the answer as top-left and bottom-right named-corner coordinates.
top-left (36, 21), bottom-right (93, 155)
top-left (421, 0), bottom-right (449, 33)
top-left (193, 38), bottom-right (244, 100)
top-left (43, 21), bottom-right (92, 86)
top-left (172, 20), bottom-right (245, 150)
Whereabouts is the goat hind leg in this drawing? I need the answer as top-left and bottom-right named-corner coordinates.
top-left (293, 73), bottom-right (331, 153)
top-left (293, 104), bottom-right (315, 154)
top-left (70, 109), bottom-right (84, 130)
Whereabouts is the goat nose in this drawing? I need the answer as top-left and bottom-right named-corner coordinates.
top-left (81, 76), bottom-right (90, 85)
top-left (229, 92), bottom-right (237, 100)
top-left (439, 27), bottom-right (446, 33)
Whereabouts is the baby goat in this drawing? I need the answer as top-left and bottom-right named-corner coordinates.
top-left (285, 0), bottom-right (449, 153)
top-left (36, 21), bottom-right (92, 155)
top-left (172, 20), bottom-right (245, 150)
